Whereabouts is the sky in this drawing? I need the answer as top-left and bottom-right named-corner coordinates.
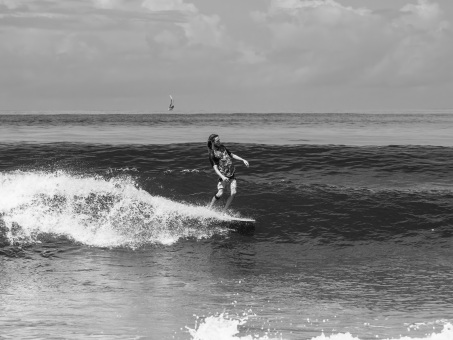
top-left (1, 0), bottom-right (453, 112)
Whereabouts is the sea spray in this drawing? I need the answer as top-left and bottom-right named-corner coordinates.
top-left (186, 313), bottom-right (283, 340)
top-left (187, 314), bottom-right (253, 340)
top-left (0, 171), bottom-right (228, 247)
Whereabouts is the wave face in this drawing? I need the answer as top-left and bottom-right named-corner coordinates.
top-left (1, 143), bottom-right (452, 248)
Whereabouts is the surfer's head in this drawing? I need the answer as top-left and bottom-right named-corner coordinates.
top-left (207, 134), bottom-right (220, 149)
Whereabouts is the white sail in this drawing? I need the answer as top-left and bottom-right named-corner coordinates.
top-left (168, 95), bottom-right (174, 111)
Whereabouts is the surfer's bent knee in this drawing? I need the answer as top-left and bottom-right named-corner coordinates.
top-left (215, 189), bottom-right (224, 199)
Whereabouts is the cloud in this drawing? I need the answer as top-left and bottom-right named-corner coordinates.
top-left (142, 0), bottom-right (227, 49)
top-left (141, 0), bottom-right (196, 13)
top-left (93, 0), bottom-right (122, 10)
top-left (0, 0), bottom-right (246, 106)
top-left (397, 0), bottom-right (446, 31)
top-left (0, 0), bottom-right (28, 10)
top-left (2, 0), bottom-right (451, 111)
top-left (267, 0), bottom-right (370, 16)
top-left (177, 13), bottom-right (226, 48)
top-left (0, 0), bottom-right (258, 67)
top-left (250, 0), bottom-right (453, 87)
top-left (141, 0), bottom-right (266, 66)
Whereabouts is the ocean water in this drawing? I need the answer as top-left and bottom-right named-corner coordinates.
top-left (0, 112), bottom-right (452, 340)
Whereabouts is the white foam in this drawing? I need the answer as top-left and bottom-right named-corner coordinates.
top-left (0, 171), bottom-right (226, 247)
top-left (186, 313), bottom-right (280, 340)
top-left (186, 313), bottom-right (453, 340)
top-left (311, 322), bottom-right (453, 340)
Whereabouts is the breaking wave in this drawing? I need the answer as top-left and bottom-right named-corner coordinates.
top-left (186, 315), bottom-right (453, 340)
top-left (0, 171), bottom-right (233, 248)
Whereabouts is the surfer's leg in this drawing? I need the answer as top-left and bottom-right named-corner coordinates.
top-left (223, 179), bottom-right (237, 211)
top-left (208, 180), bottom-right (225, 208)
top-left (209, 195), bottom-right (219, 208)
top-left (209, 191), bottom-right (223, 208)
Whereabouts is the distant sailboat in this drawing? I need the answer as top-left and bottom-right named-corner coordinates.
top-left (168, 95), bottom-right (175, 111)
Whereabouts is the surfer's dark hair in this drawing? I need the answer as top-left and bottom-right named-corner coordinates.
top-left (207, 134), bottom-right (219, 150)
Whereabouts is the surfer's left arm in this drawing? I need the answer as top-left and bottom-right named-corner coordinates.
top-left (231, 154), bottom-right (249, 167)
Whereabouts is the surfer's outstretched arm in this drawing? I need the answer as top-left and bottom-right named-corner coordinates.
top-left (231, 154), bottom-right (249, 167)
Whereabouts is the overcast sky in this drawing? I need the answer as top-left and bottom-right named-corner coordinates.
top-left (1, 0), bottom-right (452, 112)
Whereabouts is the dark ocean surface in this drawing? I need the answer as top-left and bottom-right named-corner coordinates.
top-left (1, 112), bottom-right (452, 340)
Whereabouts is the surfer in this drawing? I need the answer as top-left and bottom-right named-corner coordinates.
top-left (207, 134), bottom-right (249, 211)
top-left (168, 95), bottom-right (174, 111)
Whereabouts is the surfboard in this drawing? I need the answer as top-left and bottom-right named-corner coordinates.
top-left (223, 217), bottom-right (255, 223)
top-left (218, 216), bottom-right (256, 234)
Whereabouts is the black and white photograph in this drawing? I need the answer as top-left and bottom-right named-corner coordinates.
top-left (1, 1), bottom-right (452, 339)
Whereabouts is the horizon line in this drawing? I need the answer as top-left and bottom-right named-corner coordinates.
top-left (0, 108), bottom-right (452, 115)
